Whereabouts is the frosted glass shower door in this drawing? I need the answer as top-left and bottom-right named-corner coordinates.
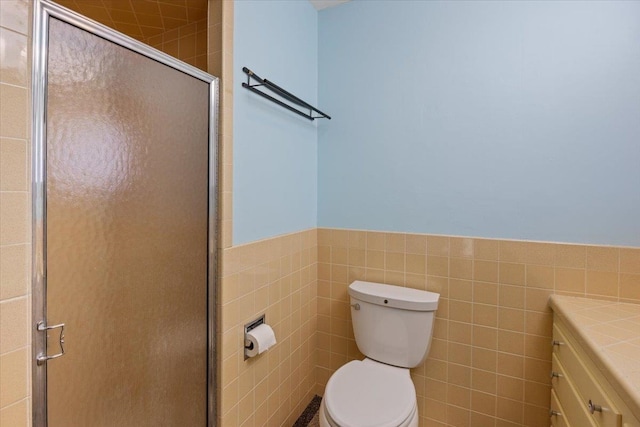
top-left (42, 16), bottom-right (212, 426)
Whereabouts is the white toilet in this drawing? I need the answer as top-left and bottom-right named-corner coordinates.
top-left (319, 280), bottom-right (439, 427)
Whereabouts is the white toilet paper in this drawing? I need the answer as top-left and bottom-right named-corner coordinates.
top-left (245, 324), bottom-right (277, 358)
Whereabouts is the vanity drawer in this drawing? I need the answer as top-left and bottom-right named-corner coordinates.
top-left (551, 388), bottom-right (571, 427)
top-left (552, 353), bottom-right (598, 427)
top-left (553, 324), bottom-right (622, 427)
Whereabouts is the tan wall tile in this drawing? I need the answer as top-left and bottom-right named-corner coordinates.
top-left (499, 263), bottom-right (525, 286)
top-left (497, 375), bottom-right (523, 401)
top-left (620, 273), bottom-right (640, 301)
top-left (449, 279), bottom-right (472, 302)
top-left (524, 358), bottom-right (551, 384)
top-left (427, 235), bottom-right (449, 256)
top-left (525, 311), bottom-right (552, 337)
top-left (525, 265), bottom-right (554, 289)
top-left (497, 353), bottom-right (523, 378)
top-left (555, 267), bottom-right (585, 294)
top-left (472, 368), bottom-right (496, 394)
top-left (0, 83), bottom-right (28, 139)
top-left (496, 397), bottom-right (523, 424)
top-left (0, 399), bottom-right (29, 427)
top-left (471, 393), bottom-right (496, 418)
top-left (525, 242), bottom-right (555, 266)
top-left (0, 348), bottom-right (28, 408)
top-left (427, 255), bottom-right (448, 277)
top-left (406, 234), bottom-right (427, 254)
top-left (586, 270), bottom-right (618, 298)
top-left (473, 304), bottom-right (497, 328)
top-left (499, 241), bottom-right (527, 263)
top-left (497, 330), bottom-right (524, 355)
top-left (0, 192), bottom-right (28, 245)
top-left (447, 405), bottom-right (470, 425)
top-left (448, 342), bottom-right (471, 366)
top-left (498, 307), bottom-right (524, 332)
top-left (0, 244), bottom-right (28, 299)
top-left (620, 248), bottom-right (640, 274)
top-left (385, 252), bottom-right (405, 272)
top-left (473, 281), bottom-right (498, 305)
top-left (474, 238), bottom-right (500, 261)
top-left (524, 381), bottom-right (550, 407)
top-left (523, 403), bottom-right (549, 427)
top-left (472, 325), bottom-right (497, 352)
top-left (366, 250), bottom-right (384, 269)
top-left (450, 237), bottom-right (474, 259)
top-left (449, 300), bottom-right (472, 323)
top-left (0, 138), bottom-right (28, 191)
top-left (586, 246), bottom-right (619, 272)
top-left (450, 257), bottom-right (473, 280)
top-left (0, 297), bottom-right (28, 353)
top-left (0, 1), bottom-right (30, 34)
top-left (448, 363), bottom-right (471, 388)
top-left (471, 347), bottom-right (496, 372)
top-left (474, 261), bottom-right (498, 283)
top-left (555, 244), bottom-right (586, 268)
top-left (499, 285), bottom-right (525, 309)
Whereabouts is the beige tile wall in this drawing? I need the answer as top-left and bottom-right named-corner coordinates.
top-left (218, 229), bottom-right (318, 427)
top-left (143, 18), bottom-right (208, 71)
top-left (215, 0), bottom-right (233, 250)
top-left (316, 228), bottom-right (640, 427)
top-left (0, 1), bottom-right (32, 426)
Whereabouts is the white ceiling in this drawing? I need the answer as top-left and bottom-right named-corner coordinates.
top-left (309, 0), bottom-right (351, 11)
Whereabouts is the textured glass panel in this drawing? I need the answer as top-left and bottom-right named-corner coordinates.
top-left (46, 18), bottom-right (209, 426)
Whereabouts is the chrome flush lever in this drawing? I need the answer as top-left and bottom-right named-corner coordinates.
top-left (36, 321), bottom-right (65, 365)
top-left (350, 303), bottom-right (360, 310)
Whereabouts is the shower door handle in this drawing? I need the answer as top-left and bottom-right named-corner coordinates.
top-left (36, 321), bottom-right (65, 365)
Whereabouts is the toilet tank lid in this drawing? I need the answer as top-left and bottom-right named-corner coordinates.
top-left (348, 281), bottom-right (439, 311)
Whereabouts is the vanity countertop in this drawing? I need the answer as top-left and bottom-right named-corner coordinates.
top-left (549, 295), bottom-right (640, 421)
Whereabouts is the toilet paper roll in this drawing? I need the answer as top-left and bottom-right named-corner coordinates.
top-left (245, 324), bottom-right (277, 358)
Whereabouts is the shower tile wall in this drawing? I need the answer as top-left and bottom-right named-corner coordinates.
top-left (143, 18), bottom-right (208, 71)
top-left (0, 1), bottom-right (32, 425)
top-left (53, 0), bottom-right (208, 43)
top-left (215, 0), bottom-right (234, 250)
top-left (316, 228), bottom-right (640, 427)
top-left (218, 229), bottom-right (318, 427)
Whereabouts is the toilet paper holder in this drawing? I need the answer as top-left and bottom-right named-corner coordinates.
top-left (244, 314), bottom-right (265, 360)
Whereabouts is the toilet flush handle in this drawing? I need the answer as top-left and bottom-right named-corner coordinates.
top-left (350, 303), bottom-right (360, 310)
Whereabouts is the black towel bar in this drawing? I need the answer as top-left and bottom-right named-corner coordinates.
top-left (242, 67), bottom-right (331, 121)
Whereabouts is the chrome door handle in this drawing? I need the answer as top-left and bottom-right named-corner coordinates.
top-left (588, 399), bottom-right (603, 414)
top-left (36, 321), bottom-right (65, 365)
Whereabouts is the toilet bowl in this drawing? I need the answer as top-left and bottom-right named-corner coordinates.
top-left (319, 359), bottom-right (418, 427)
top-left (319, 281), bottom-right (439, 427)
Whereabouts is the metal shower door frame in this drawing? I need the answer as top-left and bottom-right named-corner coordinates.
top-left (30, 1), bottom-right (219, 425)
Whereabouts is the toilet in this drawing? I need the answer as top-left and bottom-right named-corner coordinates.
top-left (319, 280), bottom-right (439, 427)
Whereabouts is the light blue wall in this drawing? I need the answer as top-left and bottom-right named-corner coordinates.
top-left (318, 1), bottom-right (640, 246)
top-left (233, 0), bottom-right (318, 245)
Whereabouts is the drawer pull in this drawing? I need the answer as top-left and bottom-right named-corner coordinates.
top-left (587, 399), bottom-right (603, 414)
top-left (552, 339), bottom-right (565, 347)
top-left (549, 409), bottom-right (562, 417)
top-left (550, 371), bottom-right (563, 379)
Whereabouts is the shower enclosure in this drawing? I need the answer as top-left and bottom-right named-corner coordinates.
top-left (31, 1), bottom-right (218, 425)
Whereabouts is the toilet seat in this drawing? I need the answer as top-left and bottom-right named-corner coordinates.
top-left (324, 359), bottom-right (416, 427)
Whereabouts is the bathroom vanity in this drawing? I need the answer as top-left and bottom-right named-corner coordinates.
top-left (549, 296), bottom-right (640, 427)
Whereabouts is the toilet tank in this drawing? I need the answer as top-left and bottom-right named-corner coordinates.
top-left (349, 281), bottom-right (439, 369)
